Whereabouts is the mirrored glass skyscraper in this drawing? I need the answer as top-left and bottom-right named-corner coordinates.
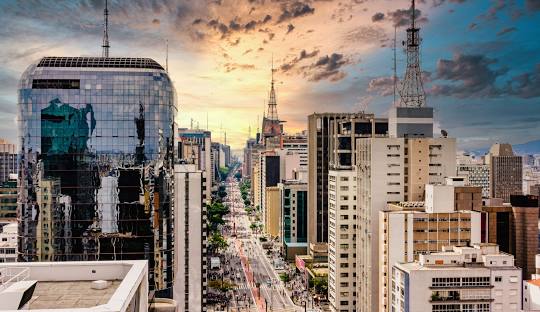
top-left (18, 57), bottom-right (177, 295)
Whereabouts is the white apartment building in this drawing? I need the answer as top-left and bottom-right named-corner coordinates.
top-left (174, 164), bottom-right (208, 312)
top-left (0, 222), bottom-right (17, 263)
top-left (0, 260), bottom-right (152, 311)
top-left (392, 244), bottom-right (522, 312)
top-left (356, 135), bottom-right (456, 311)
top-left (283, 133), bottom-right (308, 172)
top-left (328, 169), bottom-right (357, 312)
top-left (379, 182), bottom-right (483, 311)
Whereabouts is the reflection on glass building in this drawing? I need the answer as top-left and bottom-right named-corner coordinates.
top-left (17, 57), bottom-right (177, 296)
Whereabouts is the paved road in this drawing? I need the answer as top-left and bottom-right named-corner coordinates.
top-left (223, 177), bottom-right (298, 312)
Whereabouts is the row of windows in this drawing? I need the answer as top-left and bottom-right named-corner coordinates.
top-left (432, 277), bottom-right (490, 288)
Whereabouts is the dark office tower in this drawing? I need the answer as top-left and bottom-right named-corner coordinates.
top-left (510, 195), bottom-right (539, 280)
top-left (18, 57), bottom-right (176, 296)
top-left (307, 113), bottom-right (387, 252)
top-left (488, 143), bottom-right (522, 202)
top-left (0, 139), bottom-right (17, 184)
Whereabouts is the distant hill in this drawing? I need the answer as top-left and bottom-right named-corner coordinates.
top-left (470, 139), bottom-right (540, 156)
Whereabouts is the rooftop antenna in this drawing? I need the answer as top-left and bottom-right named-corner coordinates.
top-left (225, 131), bottom-right (227, 145)
top-left (190, 118), bottom-right (193, 129)
top-left (256, 115), bottom-right (260, 133)
top-left (206, 112), bottom-right (209, 130)
top-left (399, 0), bottom-right (426, 108)
top-left (393, 25), bottom-right (397, 106)
top-left (166, 39), bottom-right (169, 72)
top-left (248, 125), bottom-right (252, 138)
top-left (101, 0), bottom-right (110, 57)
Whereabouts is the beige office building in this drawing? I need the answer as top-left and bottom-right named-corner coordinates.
top-left (356, 105), bottom-right (457, 312)
top-left (487, 143), bottom-right (522, 202)
top-left (265, 186), bottom-right (281, 238)
top-left (356, 135), bottom-right (456, 311)
top-left (379, 181), bottom-right (483, 312)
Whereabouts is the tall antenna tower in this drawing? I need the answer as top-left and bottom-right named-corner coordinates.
top-left (101, 0), bottom-right (110, 57)
top-left (393, 25), bottom-right (397, 105)
top-left (399, 0), bottom-right (426, 108)
top-left (166, 39), bottom-right (169, 72)
top-left (267, 56), bottom-right (278, 121)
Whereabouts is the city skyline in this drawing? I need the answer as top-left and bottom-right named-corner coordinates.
top-left (0, 0), bottom-right (539, 151)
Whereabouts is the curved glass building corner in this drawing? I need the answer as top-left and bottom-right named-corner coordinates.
top-left (17, 57), bottom-right (177, 296)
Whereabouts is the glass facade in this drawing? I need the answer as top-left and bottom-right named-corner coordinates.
top-left (17, 57), bottom-right (177, 296)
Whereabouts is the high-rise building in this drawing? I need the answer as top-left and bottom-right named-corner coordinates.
top-left (18, 57), bottom-right (176, 296)
top-left (0, 139), bottom-right (16, 184)
top-left (264, 186), bottom-right (280, 238)
top-left (243, 138), bottom-right (257, 179)
top-left (259, 151), bottom-right (280, 227)
top-left (510, 194), bottom-right (539, 279)
top-left (210, 142), bottom-right (221, 185)
top-left (327, 169), bottom-right (357, 312)
top-left (278, 180), bottom-right (308, 260)
top-left (356, 99), bottom-right (456, 312)
top-left (328, 113), bottom-right (388, 170)
top-left (392, 244), bottom-right (522, 312)
top-left (0, 174), bottom-right (17, 219)
top-left (487, 143), bottom-right (522, 202)
top-left (457, 163), bottom-right (490, 198)
top-left (307, 113), bottom-right (387, 254)
top-left (173, 164), bottom-right (208, 311)
top-left (356, 134), bottom-right (456, 311)
top-left (220, 144), bottom-right (231, 168)
top-left (379, 180), bottom-right (483, 312)
top-left (177, 128), bottom-right (212, 199)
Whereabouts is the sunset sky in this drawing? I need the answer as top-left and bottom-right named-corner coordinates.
top-left (0, 0), bottom-right (539, 152)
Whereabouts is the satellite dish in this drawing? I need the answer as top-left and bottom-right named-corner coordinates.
top-left (441, 130), bottom-right (448, 138)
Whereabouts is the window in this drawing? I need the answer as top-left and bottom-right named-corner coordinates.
top-left (494, 276), bottom-right (502, 282)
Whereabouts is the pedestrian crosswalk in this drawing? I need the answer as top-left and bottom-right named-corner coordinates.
top-left (234, 283), bottom-right (274, 291)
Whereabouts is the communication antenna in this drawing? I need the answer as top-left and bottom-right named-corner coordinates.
top-left (248, 125), bottom-right (252, 138)
top-left (206, 112), bottom-right (209, 130)
top-left (393, 25), bottom-right (397, 106)
top-left (398, 0), bottom-right (426, 108)
top-left (101, 0), bottom-right (110, 57)
top-left (166, 39), bottom-right (169, 72)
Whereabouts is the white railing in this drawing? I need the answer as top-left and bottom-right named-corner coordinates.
top-left (0, 267), bottom-right (30, 291)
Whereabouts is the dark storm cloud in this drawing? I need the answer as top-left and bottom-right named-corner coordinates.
top-left (277, 2), bottom-right (315, 23)
top-left (304, 53), bottom-right (351, 82)
top-left (387, 7), bottom-right (428, 27)
top-left (506, 64), bottom-right (540, 99)
top-left (371, 12), bottom-right (385, 22)
top-left (280, 49), bottom-right (320, 72)
top-left (497, 27), bottom-right (516, 36)
top-left (430, 53), bottom-right (508, 98)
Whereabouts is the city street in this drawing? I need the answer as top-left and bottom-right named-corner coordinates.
top-left (222, 176), bottom-right (299, 312)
